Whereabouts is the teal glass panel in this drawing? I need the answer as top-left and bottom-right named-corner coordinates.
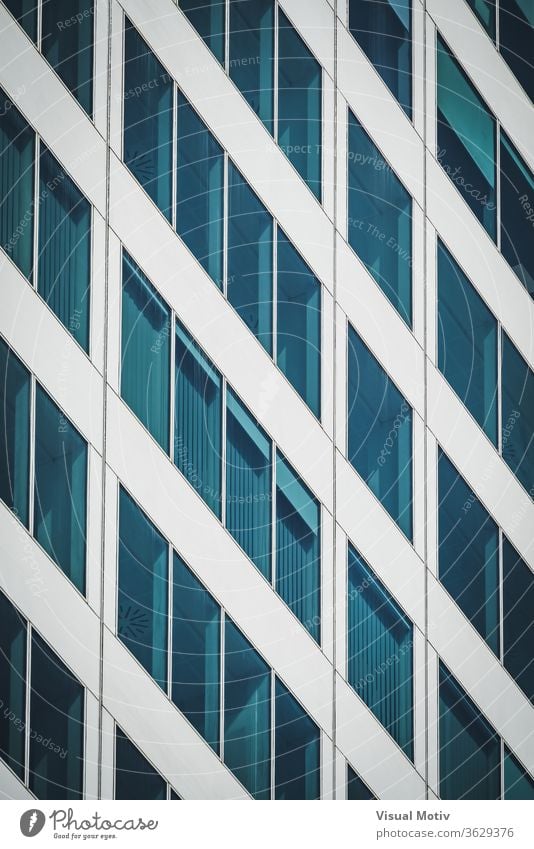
top-left (465, 0), bottom-right (496, 39)
top-left (500, 132), bottom-right (534, 298)
top-left (347, 764), bottom-right (375, 800)
top-left (0, 338), bottom-right (30, 526)
top-left (3, 0), bottom-right (37, 40)
top-left (501, 332), bottom-right (534, 497)
top-left (500, 0), bottom-right (534, 101)
top-left (502, 538), bottom-right (534, 703)
top-left (229, 0), bottom-right (274, 133)
top-left (0, 590), bottom-right (26, 781)
top-left (274, 678), bottom-right (319, 799)
top-left (115, 726), bottom-right (166, 800)
top-left (41, 0), bottom-right (94, 116)
top-left (504, 746), bottom-right (534, 800)
top-left (179, 0), bottom-right (225, 65)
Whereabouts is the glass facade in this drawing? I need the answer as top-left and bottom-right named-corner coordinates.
top-left (3, 0), bottom-right (37, 41)
top-left (499, 0), bottom-right (534, 100)
top-left (501, 331), bottom-right (534, 496)
top-left (115, 726), bottom-right (167, 800)
top-left (504, 746), bottom-right (534, 800)
top-left (179, 0), bottom-right (225, 64)
top-left (0, 338), bottom-right (30, 525)
top-left (0, 590), bottom-right (26, 781)
top-left (465, 0), bottom-right (496, 38)
top-left (347, 764), bottom-right (375, 800)
top-left (502, 538), bottom-right (534, 703)
top-left (41, 0), bottom-right (94, 116)
top-left (274, 678), bottom-right (320, 800)
top-left (500, 132), bottom-right (534, 298)
top-left (229, 0), bottom-right (274, 133)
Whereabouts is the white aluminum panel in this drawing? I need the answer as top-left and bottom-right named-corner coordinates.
top-left (0, 762), bottom-right (32, 801)
top-left (427, 647), bottom-right (439, 797)
top-left (85, 691), bottom-right (100, 800)
top-left (322, 74), bottom-right (336, 224)
top-left (100, 708), bottom-right (115, 800)
top-left (86, 446), bottom-right (103, 616)
top-left (413, 627), bottom-right (427, 781)
top-left (93, 0), bottom-right (110, 139)
top-left (279, 0), bottom-right (335, 81)
top-left (321, 508), bottom-right (335, 665)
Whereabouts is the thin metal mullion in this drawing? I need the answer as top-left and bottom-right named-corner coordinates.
top-left (32, 134), bottom-right (40, 292)
top-left (37, 0), bottom-right (42, 51)
top-left (272, 220), bottom-right (277, 366)
top-left (24, 624), bottom-right (31, 788)
top-left (169, 311), bottom-right (176, 465)
top-left (270, 669), bottom-right (275, 800)
top-left (496, 118), bottom-right (501, 253)
top-left (219, 610), bottom-right (225, 763)
top-left (167, 543), bottom-right (173, 701)
top-left (28, 375), bottom-right (37, 536)
top-left (225, 0), bottom-right (230, 74)
top-left (221, 375), bottom-right (227, 527)
top-left (172, 85), bottom-right (178, 233)
top-left (223, 152), bottom-right (229, 298)
top-left (273, 0), bottom-right (279, 143)
top-left (271, 435), bottom-right (276, 595)
top-left (499, 526), bottom-right (504, 665)
top-left (497, 322), bottom-right (503, 455)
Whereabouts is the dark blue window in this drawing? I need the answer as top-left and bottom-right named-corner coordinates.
top-left (348, 544), bottom-right (414, 759)
top-left (179, 0), bottom-right (226, 65)
top-left (224, 618), bottom-right (271, 799)
top-left (123, 19), bottom-right (173, 220)
top-left (437, 240), bottom-right (498, 443)
top-left (501, 332), bottom-right (534, 496)
top-left (347, 764), bottom-right (375, 800)
top-left (347, 325), bottom-right (413, 540)
top-left (503, 538), bottom-right (534, 703)
top-left (229, 0), bottom-right (274, 133)
top-left (349, 0), bottom-right (412, 119)
top-left (115, 726), bottom-right (167, 800)
top-left (437, 37), bottom-right (496, 240)
top-left (438, 450), bottom-right (499, 655)
top-left (348, 112), bottom-right (412, 325)
top-left (500, 0), bottom-right (534, 101)
top-left (500, 131), bottom-right (534, 298)
top-left (439, 662), bottom-right (500, 800)
top-left (0, 88), bottom-right (35, 281)
top-left (465, 0), bottom-right (496, 39)
top-left (274, 678), bottom-right (319, 799)
top-left (118, 488), bottom-right (168, 691)
top-left (121, 252), bottom-right (171, 453)
top-left (29, 632), bottom-right (84, 800)
top-left (172, 553), bottom-right (220, 753)
top-left (34, 386), bottom-right (87, 593)
top-left (0, 338), bottom-right (30, 526)
top-left (277, 230), bottom-right (321, 417)
top-left (41, 0), bottom-right (94, 116)
top-left (504, 746), bottom-right (534, 800)
top-left (0, 591), bottom-right (26, 781)
top-left (38, 143), bottom-right (91, 351)
top-left (174, 319), bottom-right (222, 518)
top-left (3, 0), bottom-right (37, 40)
top-left (176, 93), bottom-right (224, 288)
top-left (278, 10), bottom-right (322, 199)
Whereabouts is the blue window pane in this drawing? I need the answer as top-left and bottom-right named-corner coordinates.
top-left (0, 591), bottom-right (26, 781)
top-left (34, 386), bottom-right (87, 593)
top-left (118, 488), bottom-right (168, 691)
top-left (348, 112), bottom-right (412, 325)
top-left (347, 764), bottom-right (375, 800)
top-left (115, 726), bottom-right (166, 800)
top-left (179, 0), bottom-right (225, 65)
top-left (274, 678), bottom-right (319, 799)
top-left (465, 0), bottom-right (496, 39)
top-left (176, 93), bottom-right (224, 287)
top-left (0, 88), bottom-right (35, 281)
top-left (123, 19), bottom-right (173, 220)
top-left (3, 0), bottom-right (37, 40)
top-left (41, 0), bottom-right (94, 116)
top-left (0, 338), bottom-right (30, 526)
top-left (226, 389), bottom-right (272, 579)
top-left (224, 618), bottom-right (270, 799)
top-left (38, 143), bottom-right (91, 351)
top-left (438, 450), bottom-right (499, 655)
top-left (437, 240), bottom-right (498, 443)
top-left (278, 10), bottom-right (322, 199)
top-left (348, 544), bottom-right (414, 759)
top-left (277, 230), bottom-right (321, 417)
top-left (228, 163), bottom-right (273, 353)
top-left (501, 332), bottom-right (534, 496)
top-left (121, 251), bottom-right (171, 452)
top-left (229, 0), bottom-right (274, 133)
top-left (172, 553), bottom-right (220, 753)
top-left (500, 0), bottom-right (534, 101)
top-left (349, 0), bottom-right (412, 118)
top-left (276, 451), bottom-right (320, 641)
top-left (503, 538), bottom-right (534, 703)
top-left (175, 319), bottom-right (222, 517)
top-left (504, 746), bottom-right (534, 800)
top-left (347, 326), bottom-right (413, 539)
top-left (437, 37), bottom-right (496, 240)
top-left (500, 132), bottom-right (534, 298)
top-left (439, 662), bottom-right (500, 800)
top-left (29, 632), bottom-right (84, 800)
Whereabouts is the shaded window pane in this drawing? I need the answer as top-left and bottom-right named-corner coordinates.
top-left (0, 87), bottom-right (35, 281)
top-left (118, 488), bottom-right (168, 691)
top-left (348, 544), bottom-right (414, 759)
top-left (224, 618), bottom-right (270, 799)
top-left (226, 388), bottom-right (272, 579)
top-left (0, 338), bottom-right (30, 526)
top-left (228, 163), bottom-right (273, 354)
top-left (34, 386), bottom-right (87, 593)
top-left (500, 0), bottom-right (534, 101)
top-left (3, 0), bottom-right (37, 40)
top-left (277, 230), bottom-right (321, 417)
top-left (348, 112), bottom-right (412, 325)
top-left (275, 678), bottom-right (319, 799)
top-left (176, 93), bottom-right (224, 288)
top-left (504, 746), bottom-right (534, 800)
top-left (175, 319), bottom-right (222, 517)
top-left (349, 0), bottom-right (412, 118)
top-left (0, 591), bottom-right (26, 781)
top-left (172, 553), bottom-right (220, 753)
top-left (179, 0), bottom-right (225, 65)
top-left (276, 451), bottom-right (320, 641)
top-left (115, 726), bottom-right (166, 800)
top-left (501, 332), bottom-right (534, 496)
top-left (436, 37), bottom-right (496, 239)
top-left (41, 0), bottom-right (94, 116)
top-left (229, 0), bottom-right (274, 133)
top-left (29, 632), bottom-right (84, 800)
top-left (347, 325), bottom-right (413, 539)
top-left (38, 143), bottom-right (91, 351)
top-left (500, 132), bottom-right (534, 298)
top-left (347, 764), bottom-right (375, 800)
top-left (439, 662), bottom-right (500, 800)
top-left (503, 538), bottom-right (534, 703)
top-left (437, 240), bottom-right (498, 443)
top-left (465, 0), bottom-right (496, 39)
top-left (123, 19), bottom-right (173, 220)
top-left (121, 251), bottom-right (171, 452)
top-left (438, 450), bottom-right (499, 655)
top-left (278, 10), bottom-right (322, 199)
